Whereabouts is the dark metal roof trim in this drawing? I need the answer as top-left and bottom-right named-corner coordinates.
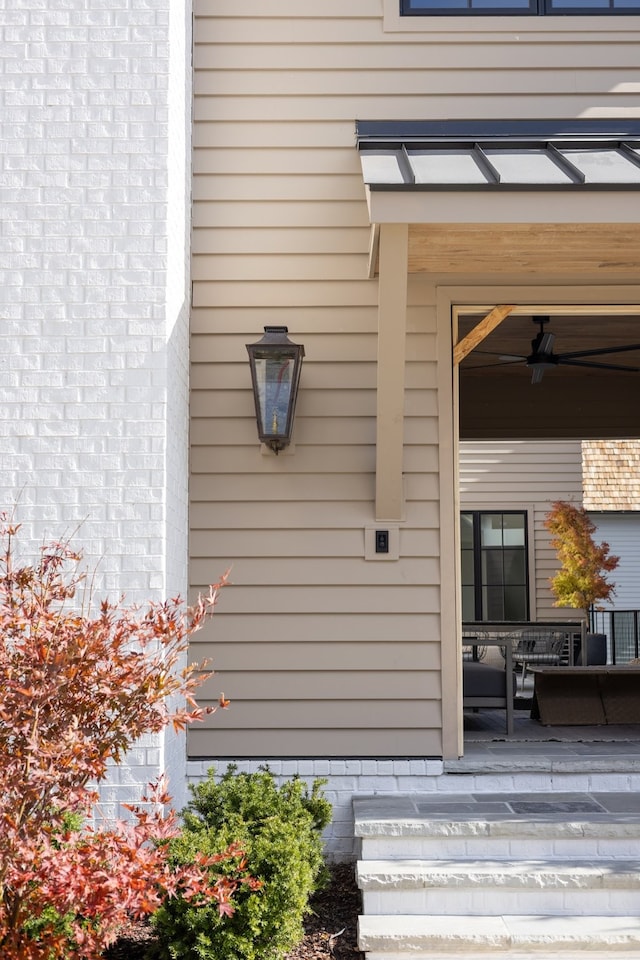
top-left (356, 119), bottom-right (640, 141)
top-left (356, 120), bottom-right (640, 191)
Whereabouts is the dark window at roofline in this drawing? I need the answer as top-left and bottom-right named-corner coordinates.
top-left (402, 0), bottom-right (640, 13)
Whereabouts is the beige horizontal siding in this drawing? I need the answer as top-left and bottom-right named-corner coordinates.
top-left (460, 440), bottom-right (583, 620)
top-left (192, 280), bottom-right (378, 307)
top-left (194, 0), bottom-right (375, 20)
top-left (191, 0), bottom-right (636, 760)
top-left (203, 700), bottom-right (437, 728)
top-left (190, 586), bottom-right (441, 615)
top-left (194, 617), bottom-right (441, 648)
top-left (195, 69), bottom-right (640, 99)
top-left (190, 442), bottom-right (439, 471)
top-left (190, 558), bottom-right (441, 588)
top-left (199, 671), bottom-right (438, 701)
top-left (189, 322), bottom-right (440, 759)
top-left (198, 42), bottom-right (640, 71)
top-left (203, 471), bottom-right (443, 504)
top-left (195, 19), bottom-right (412, 45)
top-left (190, 500), bottom-right (441, 530)
top-left (191, 445), bottom-right (378, 473)
top-left (188, 728), bottom-right (443, 759)
top-left (195, 96), bottom-right (640, 123)
top-left (191, 392), bottom-right (376, 419)
top-left (190, 306), bottom-right (383, 335)
top-left (194, 121), bottom-right (357, 149)
top-left (192, 201), bottom-right (371, 230)
top-left (190, 528), bottom-right (440, 559)
top-left (190, 382), bottom-right (434, 412)
top-left (192, 227), bottom-right (369, 255)
top-left (192, 255), bottom-right (366, 283)
top-left (195, 639), bottom-right (440, 667)
top-left (192, 149), bottom-right (360, 177)
top-left (192, 175), bottom-right (363, 204)
top-left (194, 14), bottom-right (639, 44)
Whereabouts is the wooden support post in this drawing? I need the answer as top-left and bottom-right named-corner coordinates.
top-left (376, 223), bottom-right (408, 522)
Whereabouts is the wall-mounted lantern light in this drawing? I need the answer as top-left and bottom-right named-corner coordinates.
top-left (246, 326), bottom-right (305, 454)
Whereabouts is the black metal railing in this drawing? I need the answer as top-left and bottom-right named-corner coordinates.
top-left (590, 610), bottom-right (640, 664)
top-left (462, 620), bottom-right (586, 666)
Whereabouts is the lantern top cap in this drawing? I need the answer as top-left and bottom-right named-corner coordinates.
top-left (248, 326), bottom-right (305, 356)
top-left (260, 325), bottom-right (292, 343)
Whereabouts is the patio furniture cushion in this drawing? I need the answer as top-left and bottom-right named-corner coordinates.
top-left (463, 660), bottom-right (516, 698)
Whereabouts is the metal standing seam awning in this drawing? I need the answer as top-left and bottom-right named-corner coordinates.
top-left (356, 119), bottom-right (640, 223)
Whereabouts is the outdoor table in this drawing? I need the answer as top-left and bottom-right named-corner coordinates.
top-left (531, 665), bottom-right (640, 726)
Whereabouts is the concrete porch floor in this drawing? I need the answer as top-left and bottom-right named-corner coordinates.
top-left (457, 735), bottom-right (640, 771)
top-left (459, 700), bottom-right (640, 773)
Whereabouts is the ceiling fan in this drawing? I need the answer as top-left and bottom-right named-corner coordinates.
top-left (475, 316), bottom-right (640, 384)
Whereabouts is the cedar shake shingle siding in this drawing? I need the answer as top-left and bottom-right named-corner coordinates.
top-left (583, 441), bottom-right (640, 512)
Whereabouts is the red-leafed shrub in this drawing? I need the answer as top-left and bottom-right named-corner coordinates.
top-left (0, 517), bottom-right (253, 960)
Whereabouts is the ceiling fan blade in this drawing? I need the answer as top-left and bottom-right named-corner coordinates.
top-left (558, 343), bottom-right (640, 360)
top-left (469, 349), bottom-right (525, 359)
top-left (558, 357), bottom-right (640, 372)
top-left (538, 332), bottom-right (555, 354)
top-left (531, 366), bottom-right (545, 385)
top-left (463, 359), bottom-right (525, 370)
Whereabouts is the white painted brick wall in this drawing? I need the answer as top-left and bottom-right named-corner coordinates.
top-left (0, 0), bottom-right (191, 813)
top-left (187, 759), bottom-right (640, 859)
top-left (162, 0), bottom-right (192, 813)
top-left (186, 759), bottom-right (446, 860)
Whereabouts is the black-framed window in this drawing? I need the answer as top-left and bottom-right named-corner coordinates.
top-left (402, 0), bottom-right (639, 13)
top-left (461, 511), bottom-right (529, 622)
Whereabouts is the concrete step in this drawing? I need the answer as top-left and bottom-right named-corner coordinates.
top-left (358, 858), bottom-right (640, 916)
top-left (358, 914), bottom-right (640, 954)
top-left (356, 794), bottom-right (640, 958)
top-left (359, 828), bottom-right (638, 862)
top-left (363, 955), bottom-right (640, 960)
top-left (354, 793), bottom-right (640, 861)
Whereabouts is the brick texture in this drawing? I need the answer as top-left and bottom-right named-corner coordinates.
top-left (0, 0), bottom-right (191, 811)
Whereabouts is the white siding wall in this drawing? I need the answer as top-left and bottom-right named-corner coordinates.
top-left (0, 0), bottom-right (191, 814)
top-left (591, 514), bottom-right (640, 611)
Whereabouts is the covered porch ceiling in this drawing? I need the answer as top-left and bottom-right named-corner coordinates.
top-left (356, 121), bottom-right (640, 442)
top-left (455, 307), bottom-right (640, 440)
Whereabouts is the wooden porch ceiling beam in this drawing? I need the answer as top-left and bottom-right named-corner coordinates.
top-left (453, 304), bottom-right (514, 366)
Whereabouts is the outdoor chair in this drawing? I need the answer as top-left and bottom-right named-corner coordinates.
top-left (462, 644), bottom-right (487, 661)
top-left (462, 634), bottom-right (515, 734)
top-left (512, 630), bottom-right (565, 691)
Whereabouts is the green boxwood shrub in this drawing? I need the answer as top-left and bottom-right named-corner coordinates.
top-left (149, 766), bottom-right (332, 960)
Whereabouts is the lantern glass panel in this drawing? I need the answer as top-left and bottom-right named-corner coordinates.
top-left (253, 351), bottom-right (296, 438)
